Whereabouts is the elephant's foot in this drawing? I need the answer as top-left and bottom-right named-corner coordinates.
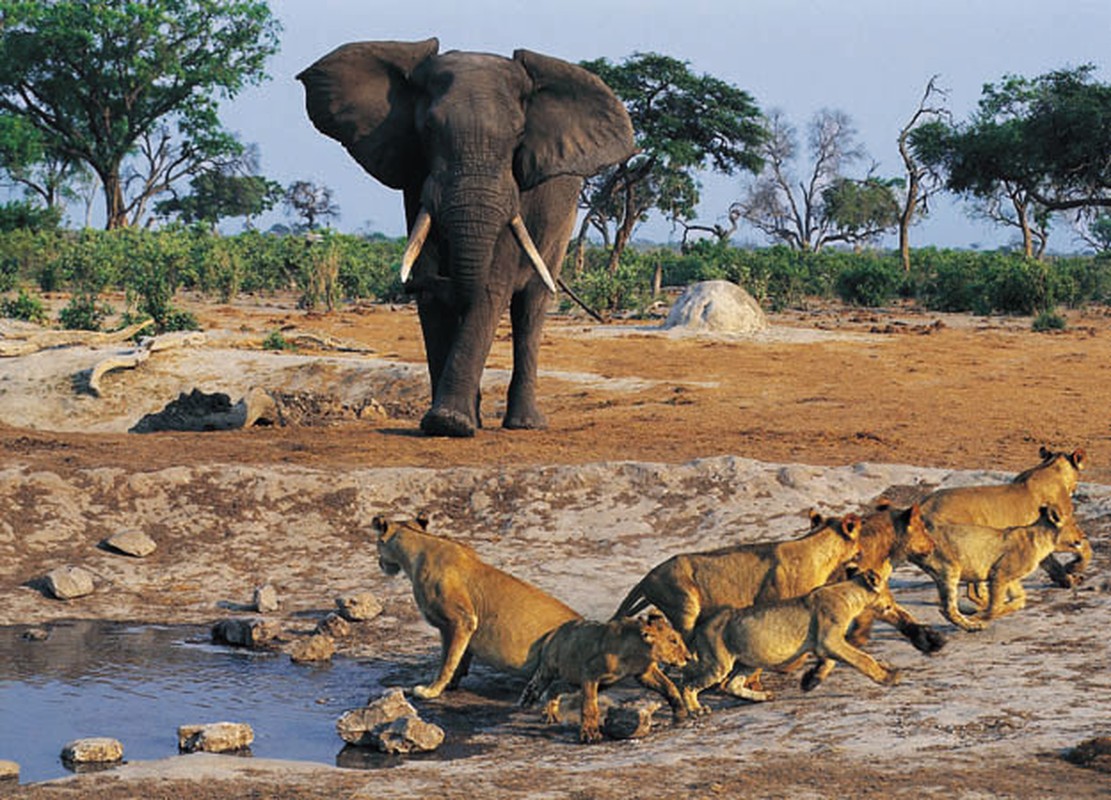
top-left (503, 407), bottom-right (548, 431)
top-left (421, 407), bottom-right (476, 438)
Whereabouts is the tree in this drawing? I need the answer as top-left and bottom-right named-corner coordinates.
top-left (0, 0), bottom-right (281, 229)
top-left (155, 146), bottom-right (282, 229)
top-left (972, 183), bottom-right (1051, 258)
top-left (578, 53), bottom-right (766, 274)
top-left (913, 66), bottom-right (1111, 233)
top-left (0, 112), bottom-right (85, 210)
top-left (896, 76), bottom-right (949, 271)
top-left (734, 108), bottom-right (898, 252)
top-left (284, 180), bottom-right (340, 231)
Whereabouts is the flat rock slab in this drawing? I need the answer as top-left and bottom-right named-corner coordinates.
top-left (61, 738), bottom-right (123, 764)
top-left (45, 565), bottom-right (95, 600)
top-left (178, 722), bottom-right (254, 754)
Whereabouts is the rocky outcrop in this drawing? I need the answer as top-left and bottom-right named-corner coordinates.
top-left (60, 738), bottom-right (123, 765)
top-left (662, 280), bottom-right (768, 334)
top-left (177, 722), bottom-right (254, 754)
top-left (336, 689), bottom-right (444, 754)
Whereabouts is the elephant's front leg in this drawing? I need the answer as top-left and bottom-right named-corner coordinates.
top-left (504, 283), bottom-right (551, 430)
top-left (417, 291), bottom-right (503, 437)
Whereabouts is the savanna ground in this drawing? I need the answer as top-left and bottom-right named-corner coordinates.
top-left (2, 292), bottom-right (1110, 799)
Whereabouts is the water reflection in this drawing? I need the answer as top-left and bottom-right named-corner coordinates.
top-left (0, 621), bottom-right (386, 783)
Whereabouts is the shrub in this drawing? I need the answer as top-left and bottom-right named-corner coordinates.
top-left (262, 330), bottom-right (295, 351)
top-left (1, 288), bottom-right (47, 323)
top-left (1032, 310), bottom-right (1066, 332)
top-left (58, 294), bottom-right (109, 331)
top-left (834, 258), bottom-right (901, 307)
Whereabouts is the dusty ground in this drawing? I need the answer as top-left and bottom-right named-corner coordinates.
top-left (1, 292), bottom-right (1110, 799)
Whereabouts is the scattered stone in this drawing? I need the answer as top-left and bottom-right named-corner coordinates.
top-left (602, 700), bottom-right (662, 740)
top-left (177, 722), bottom-right (254, 754)
top-left (375, 716), bottom-right (445, 754)
top-left (315, 612), bottom-right (352, 638)
top-left (60, 738), bottom-right (123, 764)
top-left (0, 760), bottom-right (19, 781)
top-left (1064, 736), bottom-right (1111, 773)
top-left (289, 634), bottom-right (335, 663)
top-left (45, 565), bottom-right (95, 600)
top-left (336, 689), bottom-right (418, 746)
top-left (335, 592), bottom-right (382, 622)
top-left (130, 387), bottom-right (277, 434)
top-left (253, 583), bottom-right (280, 613)
top-left (22, 627), bottom-right (49, 641)
top-left (211, 618), bottom-right (280, 648)
top-left (662, 280), bottom-right (769, 334)
top-left (103, 528), bottom-right (157, 558)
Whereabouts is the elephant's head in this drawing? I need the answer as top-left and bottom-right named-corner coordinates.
top-left (297, 38), bottom-right (635, 295)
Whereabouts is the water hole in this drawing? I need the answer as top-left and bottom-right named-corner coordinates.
top-left (0, 620), bottom-right (436, 784)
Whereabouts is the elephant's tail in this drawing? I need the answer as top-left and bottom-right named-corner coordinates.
top-left (611, 581), bottom-right (650, 620)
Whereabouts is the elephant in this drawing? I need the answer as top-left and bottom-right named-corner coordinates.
top-left (297, 38), bottom-right (635, 437)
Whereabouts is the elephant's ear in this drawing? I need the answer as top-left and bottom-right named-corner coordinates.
top-left (297, 38), bottom-right (439, 190)
top-left (512, 49), bottom-right (636, 189)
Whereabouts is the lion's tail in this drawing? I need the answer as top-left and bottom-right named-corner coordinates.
top-left (612, 581), bottom-right (650, 620)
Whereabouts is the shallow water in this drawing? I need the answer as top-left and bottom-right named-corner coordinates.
top-left (0, 621), bottom-right (388, 784)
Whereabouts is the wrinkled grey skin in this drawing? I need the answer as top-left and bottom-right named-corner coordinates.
top-left (298, 38), bottom-right (635, 436)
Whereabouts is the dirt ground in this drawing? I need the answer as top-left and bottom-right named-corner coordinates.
top-left (2, 292), bottom-right (1110, 799)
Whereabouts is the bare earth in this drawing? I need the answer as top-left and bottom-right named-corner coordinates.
top-left (1, 293), bottom-right (1109, 799)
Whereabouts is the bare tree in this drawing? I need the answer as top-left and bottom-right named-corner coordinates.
top-left (284, 180), bottom-right (340, 231)
top-left (734, 108), bottom-right (883, 252)
top-left (897, 76), bottom-right (950, 271)
top-left (973, 183), bottom-right (1051, 258)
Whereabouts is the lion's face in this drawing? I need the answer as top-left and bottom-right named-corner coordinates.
top-left (372, 514), bottom-right (430, 576)
top-left (642, 613), bottom-right (691, 668)
top-left (901, 504), bottom-right (935, 559)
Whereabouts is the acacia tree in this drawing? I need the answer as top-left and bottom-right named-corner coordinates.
top-left (578, 53), bottom-right (766, 273)
top-left (896, 76), bottom-right (949, 271)
top-left (284, 180), bottom-right (340, 231)
top-left (734, 108), bottom-right (899, 252)
top-left (155, 145), bottom-right (282, 230)
top-left (913, 65), bottom-right (1111, 249)
top-left (0, 0), bottom-right (280, 229)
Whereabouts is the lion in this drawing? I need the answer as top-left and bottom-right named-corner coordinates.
top-left (372, 514), bottom-right (581, 699)
top-left (919, 446), bottom-right (1090, 589)
top-left (680, 564), bottom-right (901, 716)
top-left (910, 503), bottom-right (1089, 631)
top-left (612, 511), bottom-right (863, 642)
top-left (833, 503), bottom-right (946, 654)
top-left (518, 612), bottom-right (691, 743)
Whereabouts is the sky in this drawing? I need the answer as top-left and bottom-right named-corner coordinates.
top-left (220, 0), bottom-right (1111, 250)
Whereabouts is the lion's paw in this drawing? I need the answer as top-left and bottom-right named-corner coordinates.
top-left (412, 684), bottom-right (442, 700)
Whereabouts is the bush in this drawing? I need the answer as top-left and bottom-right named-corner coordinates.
top-left (1, 288), bottom-right (47, 323)
top-left (834, 258), bottom-right (902, 307)
top-left (1032, 310), bottom-right (1067, 332)
top-left (262, 330), bottom-right (295, 351)
top-left (58, 293), bottom-right (109, 331)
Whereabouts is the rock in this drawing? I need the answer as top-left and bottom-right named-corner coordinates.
top-left (60, 738), bottom-right (123, 764)
top-left (315, 612), bottom-right (352, 638)
top-left (0, 760), bottom-right (19, 781)
top-left (335, 592), bottom-right (382, 622)
top-left (1064, 736), bottom-right (1111, 773)
top-left (45, 565), bottom-right (95, 600)
top-left (336, 689), bottom-right (418, 746)
top-left (253, 583), bottom-right (280, 613)
top-left (104, 528), bottom-right (157, 557)
top-left (602, 700), bottom-right (662, 740)
top-left (130, 387), bottom-right (277, 433)
top-left (375, 716), bottom-right (445, 754)
top-left (22, 627), bottom-right (49, 641)
top-left (662, 280), bottom-right (769, 334)
top-left (289, 634), bottom-right (335, 663)
top-left (211, 618), bottom-right (280, 648)
top-left (177, 722), bottom-right (254, 754)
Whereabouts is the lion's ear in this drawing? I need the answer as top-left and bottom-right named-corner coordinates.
top-left (1039, 445), bottom-right (1053, 461)
top-left (371, 515), bottom-right (387, 534)
top-left (907, 503), bottom-right (923, 525)
top-left (1071, 448), bottom-right (1086, 471)
top-left (1043, 504), bottom-right (1063, 527)
top-left (839, 513), bottom-right (862, 540)
top-left (860, 570), bottom-right (883, 592)
top-left (808, 509), bottom-right (824, 530)
top-left (416, 512), bottom-right (431, 530)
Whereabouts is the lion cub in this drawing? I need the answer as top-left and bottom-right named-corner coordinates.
top-left (680, 565), bottom-right (901, 716)
top-left (911, 504), bottom-right (1088, 631)
top-left (373, 514), bottom-right (580, 699)
top-left (518, 613), bottom-right (691, 743)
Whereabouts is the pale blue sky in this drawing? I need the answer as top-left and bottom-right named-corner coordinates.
top-left (222, 0), bottom-right (1111, 249)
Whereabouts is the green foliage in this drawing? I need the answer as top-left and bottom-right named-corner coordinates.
top-left (57, 294), bottom-right (110, 331)
top-left (0, 200), bottom-right (61, 233)
top-left (1032, 310), bottom-right (1067, 332)
top-left (0, 288), bottom-right (46, 323)
top-left (156, 170), bottom-right (284, 227)
top-left (834, 257), bottom-right (903, 307)
top-left (262, 330), bottom-right (294, 351)
top-left (0, 0), bottom-right (282, 228)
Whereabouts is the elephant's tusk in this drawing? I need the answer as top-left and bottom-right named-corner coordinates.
top-left (510, 215), bottom-right (557, 294)
top-left (400, 208), bottom-right (432, 283)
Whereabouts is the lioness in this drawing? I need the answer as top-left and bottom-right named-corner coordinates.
top-left (613, 511), bottom-right (863, 641)
top-left (518, 612), bottom-right (691, 743)
top-left (373, 514), bottom-right (581, 698)
top-left (836, 503), bottom-right (946, 654)
top-left (680, 565), bottom-right (901, 716)
top-left (910, 504), bottom-right (1088, 631)
top-left (919, 447), bottom-right (1090, 588)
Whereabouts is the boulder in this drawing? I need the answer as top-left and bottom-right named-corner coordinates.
top-left (60, 738), bottom-right (123, 764)
top-left (337, 689), bottom-right (432, 749)
top-left (253, 583), bottom-right (281, 613)
top-left (130, 387), bottom-right (277, 433)
top-left (103, 529), bottom-right (157, 558)
top-left (289, 634), bottom-right (335, 663)
top-left (0, 760), bottom-right (19, 781)
top-left (211, 618), bottom-right (280, 648)
top-left (315, 612), bottom-right (352, 638)
top-left (335, 592), bottom-right (383, 622)
top-left (662, 280), bottom-right (768, 334)
top-left (1064, 736), bottom-right (1111, 773)
top-left (375, 717), bottom-right (445, 755)
top-left (45, 566), bottom-right (95, 600)
top-left (178, 722), bottom-right (254, 754)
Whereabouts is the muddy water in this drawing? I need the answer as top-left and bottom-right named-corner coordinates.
top-left (0, 621), bottom-right (387, 784)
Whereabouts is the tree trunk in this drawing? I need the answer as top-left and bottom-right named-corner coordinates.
top-left (102, 171), bottom-right (128, 230)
